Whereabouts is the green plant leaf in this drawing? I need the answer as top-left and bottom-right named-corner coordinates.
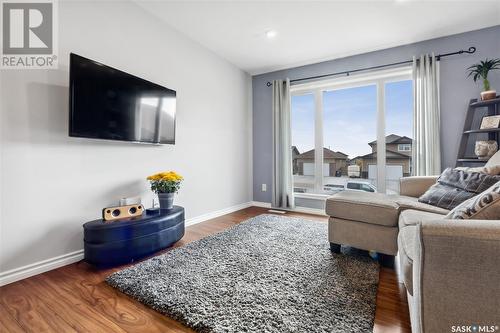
top-left (467, 58), bottom-right (500, 87)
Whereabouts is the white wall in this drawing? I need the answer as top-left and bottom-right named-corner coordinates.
top-left (0, 1), bottom-right (252, 277)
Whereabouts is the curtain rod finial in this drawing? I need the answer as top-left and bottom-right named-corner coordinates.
top-left (266, 82), bottom-right (272, 87)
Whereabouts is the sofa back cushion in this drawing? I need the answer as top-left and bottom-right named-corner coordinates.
top-left (485, 150), bottom-right (500, 168)
top-left (446, 181), bottom-right (500, 219)
top-left (455, 165), bottom-right (500, 175)
top-left (418, 168), bottom-right (500, 210)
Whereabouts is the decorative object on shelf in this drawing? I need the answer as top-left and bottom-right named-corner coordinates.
top-left (102, 204), bottom-right (144, 221)
top-left (147, 171), bottom-right (183, 210)
top-left (480, 115), bottom-right (500, 129)
top-left (467, 58), bottom-right (500, 101)
top-left (119, 196), bottom-right (141, 206)
top-left (456, 98), bottom-right (500, 166)
top-left (474, 140), bottom-right (498, 160)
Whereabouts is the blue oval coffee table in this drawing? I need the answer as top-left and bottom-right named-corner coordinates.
top-left (83, 206), bottom-right (184, 267)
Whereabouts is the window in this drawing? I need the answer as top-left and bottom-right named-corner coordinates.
top-left (385, 80), bottom-right (413, 194)
top-left (291, 68), bottom-right (413, 206)
top-left (345, 182), bottom-right (375, 192)
top-left (361, 184), bottom-right (375, 192)
top-left (322, 85), bottom-right (377, 194)
top-left (398, 144), bottom-right (411, 151)
top-left (346, 182), bottom-right (360, 190)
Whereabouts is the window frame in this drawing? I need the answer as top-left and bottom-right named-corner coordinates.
top-left (290, 66), bottom-right (412, 195)
top-left (398, 143), bottom-right (411, 152)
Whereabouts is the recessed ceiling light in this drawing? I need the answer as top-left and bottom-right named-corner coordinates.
top-left (266, 30), bottom-right (277, 39)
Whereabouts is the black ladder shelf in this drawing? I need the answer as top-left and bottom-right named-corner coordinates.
top-left (456, 97), bottom-right (500, 166)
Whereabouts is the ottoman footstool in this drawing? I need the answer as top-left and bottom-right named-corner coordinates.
top-left (326, 191), bottom-right (400, 267)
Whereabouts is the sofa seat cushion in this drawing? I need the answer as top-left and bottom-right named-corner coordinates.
top-left (393, 195), bottom-right (450, 215)
top-left (329, 217), bottom-right (398, 255)
top-left (326, 191), bottom-right (399, 227)
top-left (398, 225), bottom-right (417, 295)
top-left (398, 209), bottom-right (445, 229)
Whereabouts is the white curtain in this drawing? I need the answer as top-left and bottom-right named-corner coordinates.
top-left (412, 54), bottom-right (441, 176)
top-left (272, 79), bottom-right (295, 209)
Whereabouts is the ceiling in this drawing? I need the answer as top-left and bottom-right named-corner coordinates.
top-left (136, 1), bottom-right (500, 75)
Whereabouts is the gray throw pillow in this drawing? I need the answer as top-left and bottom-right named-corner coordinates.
top-left (418, 168), bottom-right (500, 210)
top-left (446, 181), bottom-right (500, 219)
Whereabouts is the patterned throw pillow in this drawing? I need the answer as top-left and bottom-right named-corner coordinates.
top-left (446, 181), bottom-right (500, 219)
top-left (418, 168), bottom-right (500, 210)
top-left (455, 166), bottom-right (500, 175)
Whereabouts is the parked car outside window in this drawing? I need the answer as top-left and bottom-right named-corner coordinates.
top-left (346, 181), bottom-right (376, 193)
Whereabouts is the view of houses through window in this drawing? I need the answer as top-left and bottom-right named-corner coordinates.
top-left (291, 73), bottom-right (413, 198)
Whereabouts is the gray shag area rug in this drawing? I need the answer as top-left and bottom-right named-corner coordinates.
top-left (107, 214), bottom-right (379, 333)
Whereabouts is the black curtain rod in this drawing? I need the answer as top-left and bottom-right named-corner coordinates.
top-left (265, 46), bottom-right (476, 87)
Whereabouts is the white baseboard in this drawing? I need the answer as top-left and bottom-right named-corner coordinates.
top-left (0, 250), bottom-right (84, 287)
top-left (250, 201), bottom-right (272, 208)
top-left (0, 201), bottom-right (326, 287)
top-left (185, 201), bottom-right (253, 226)
top-left (0, 201), bottom-right (254, 287)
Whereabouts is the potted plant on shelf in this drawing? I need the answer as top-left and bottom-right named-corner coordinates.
top-left (147, 171), bottom-right (183, 210)
top-left (467, 58), bottom-right (500, 101)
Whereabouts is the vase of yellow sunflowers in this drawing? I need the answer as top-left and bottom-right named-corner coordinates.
top-left (147, 171), bottom-right (183, 210)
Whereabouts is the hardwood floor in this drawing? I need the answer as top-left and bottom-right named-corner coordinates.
top-left (0, 207), bottom-right (411, 332)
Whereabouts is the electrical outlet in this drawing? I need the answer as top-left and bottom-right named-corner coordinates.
top-left (261, 184), bottom-right (267, 192)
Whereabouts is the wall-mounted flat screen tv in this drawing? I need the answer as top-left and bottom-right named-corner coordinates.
top-left (69, 53), bottom-right (176, 144)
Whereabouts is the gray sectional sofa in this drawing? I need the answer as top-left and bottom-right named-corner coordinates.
top-left (325, 181), bottom-right (448, 266)
top-left (326, 155), bottom-right (500, 333)
top-left (396, 177), bottom-right (500, 332)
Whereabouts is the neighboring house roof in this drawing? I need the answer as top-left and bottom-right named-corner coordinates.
top-left (291, 146), bottom-right (300, 155)
top-left (368, 134), bottom-right (413, 146)
top-left (295, 148), bottom-right (348, 160)
top-left (353, 149), bottom-right (411, 160)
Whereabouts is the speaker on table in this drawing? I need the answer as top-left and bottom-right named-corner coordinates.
top-left (102, 204), bottom-right (144, 221)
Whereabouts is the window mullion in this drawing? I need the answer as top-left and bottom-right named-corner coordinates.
top-left (376, 81), bottom-right (386, 194)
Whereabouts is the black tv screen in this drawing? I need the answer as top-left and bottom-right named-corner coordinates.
top-left (69, 53), bottom-right (176, 144)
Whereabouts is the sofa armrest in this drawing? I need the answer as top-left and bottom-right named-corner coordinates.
top-left (412, 220), bottom-right (500, 333)
top-left (399, 176), bottom-right (438, 198)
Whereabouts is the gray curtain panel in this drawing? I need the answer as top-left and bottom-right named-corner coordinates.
top-left (412, 54), bottom-right (441, 176)
top-left (272, 79), bottom-right (295, 209)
